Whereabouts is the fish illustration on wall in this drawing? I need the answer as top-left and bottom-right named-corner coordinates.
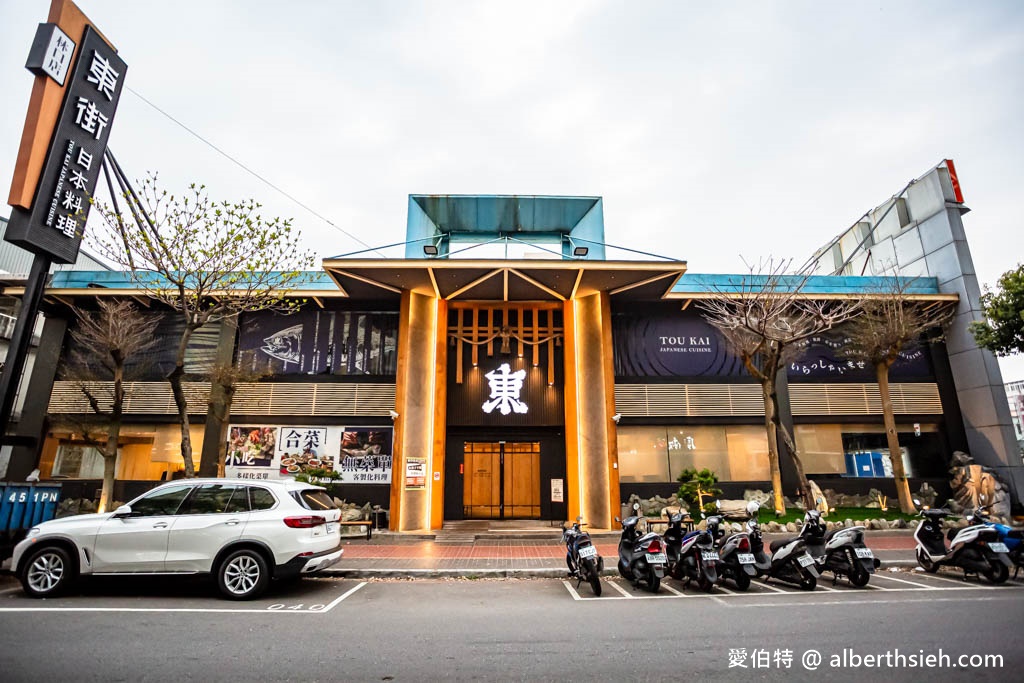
top-left (260, 324), bottom-right (303, 365)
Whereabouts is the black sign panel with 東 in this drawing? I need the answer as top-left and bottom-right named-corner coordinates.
top-left (4, 25), bottom-right (127, 264)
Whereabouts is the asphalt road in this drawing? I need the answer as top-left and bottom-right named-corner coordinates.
top-left (0, 570), bottom-right (1021, 682)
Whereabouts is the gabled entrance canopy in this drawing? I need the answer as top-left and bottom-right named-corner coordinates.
top-left (321, 259), bottom-right (688, 303)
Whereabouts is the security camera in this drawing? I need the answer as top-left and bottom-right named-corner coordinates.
top-left (389, 410), bottom-right (399, 420)
top-left (611, 414), bottom-right (622, 424)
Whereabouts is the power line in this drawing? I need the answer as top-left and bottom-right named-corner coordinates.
top-left (125, 86), bottom-right (386, 258)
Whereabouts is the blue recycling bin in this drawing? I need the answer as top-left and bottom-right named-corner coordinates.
top-left (1, 483), bottom-right (62, 559)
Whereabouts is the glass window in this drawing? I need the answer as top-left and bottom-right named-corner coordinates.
top-left (795, 423), bottom-right (944, 478)
top-left (53, 444), bottom-right (114, 479)
top-left (130, 484), bottom-right (191, 517)
top-left (795, 424), bottom-right (846, 475)
top-left (178, 484), bottom-right (243, 515)
top-left (248, 487), bottom-right (277, 510)
top-left (291, 489), bottom-right (338, 511)
top-left (617, 427), bottom-right (669, 483)
top-left (667, 426), bottom-right (769, 481)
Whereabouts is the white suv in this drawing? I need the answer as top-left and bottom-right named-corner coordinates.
top-left (11, 478), bottom-right (343, 600)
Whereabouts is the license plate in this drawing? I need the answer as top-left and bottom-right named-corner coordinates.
top-left (645, 553), bottom-right (667, 564)
top-left (797, 553), bottom-right (815, 568)
top-left (855, 547), bottom-right (874, 559)
top-left (326, 523), bottom-right (337, 534)
top-left (578, 546), bottom-right (597, 559)
top-left (737, 553), bottom-right (756, 564)
top-left (989, 542), bottom-right (1009, 554)
top-left (701, 551), bottom-right (719, 562)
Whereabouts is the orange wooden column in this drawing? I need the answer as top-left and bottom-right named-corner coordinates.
top-left (390, 291), bottom-right (447, 531)
top-left (562, 291), bottom-right (618, 530)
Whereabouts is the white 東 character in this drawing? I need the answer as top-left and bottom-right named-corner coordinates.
top-left (86, 51), bottom-right (120, 100)
top-left (74, 97), bottom-right (109, 139)
top-left (482, 363), bottom-right (528, 416)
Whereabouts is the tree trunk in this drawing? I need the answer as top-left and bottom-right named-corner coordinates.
top-left (169, 326), bottom-right (196, 477)
top-left (762, 379), bottom-right (786, 514)
top-left (99, 362), bottom-right (125, 514)
top-left (775, 416), bottom-right (816, 511)
top-left (99, 444), bottom-right (118, 514)
top-left (877, 361), bottom-right (915, 513)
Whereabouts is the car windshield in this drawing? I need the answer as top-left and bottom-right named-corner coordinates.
top-left (291, 489), bottom-right (338, 511)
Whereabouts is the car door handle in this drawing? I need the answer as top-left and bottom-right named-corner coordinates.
top-left (225, 520), bottom-right (240, 526)
top-left (152, 522), bottom-right (169, 529)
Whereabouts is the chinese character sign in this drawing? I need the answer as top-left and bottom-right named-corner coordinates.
top-left (278, 427), bottom-right (334, 476)
top-left (4, 25), bottom-right (127, 264)
top-left (482, 363), bottom-right (528, 416)
top-left (25, 23), bottom-right (75, 86)
top-left (337, 428), bottom-right (394, 484)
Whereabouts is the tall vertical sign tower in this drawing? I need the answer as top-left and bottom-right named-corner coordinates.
top-left (0, 0), bottom-right (127, 448)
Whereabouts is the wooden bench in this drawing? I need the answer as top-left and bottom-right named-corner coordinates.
top-left (337, 520), bottom-right (374, 541)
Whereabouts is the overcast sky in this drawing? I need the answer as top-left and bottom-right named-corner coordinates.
top-left (1, 0), bottom-right (1022, 378)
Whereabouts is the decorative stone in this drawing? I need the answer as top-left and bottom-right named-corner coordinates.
top-left (893, 518), bottom-right (907, 529)
top-left (825, 521), bottom-right (835, 531)
top-left (877, 519), bottom-right (889, 530)
top-left (785, 522), bottom-right (797, 533)
top-left (845, 519), bottom-right (854, 529)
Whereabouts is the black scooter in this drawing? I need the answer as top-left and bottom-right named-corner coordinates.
top-left (615, 503), bottom-right (666, 593)
top-left (665, 511), bottom-right (721, 592)
top-left (717, 512), bottom-right (757, 591)
top-left (913, 499), bottom-right (1012, 584)
top-left (562, 516), bottom-right (603, 596)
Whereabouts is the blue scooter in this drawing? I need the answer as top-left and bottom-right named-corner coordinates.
top-left (977, 496), bottom-right (1024, 578)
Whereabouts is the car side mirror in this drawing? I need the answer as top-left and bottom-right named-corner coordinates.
top-left (112, 504), bottom-right (132, 518)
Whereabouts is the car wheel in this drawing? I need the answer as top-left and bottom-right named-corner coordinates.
top-left (217, 549), bottom-right (270, 600)
top-left (20, 545), bottom-right (76, 598)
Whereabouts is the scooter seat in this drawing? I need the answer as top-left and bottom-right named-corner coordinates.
top-left (769, 537), bottom-right (799, 552)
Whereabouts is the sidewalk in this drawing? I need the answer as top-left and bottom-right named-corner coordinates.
top-left (323, 523), bottom-right (919, 579)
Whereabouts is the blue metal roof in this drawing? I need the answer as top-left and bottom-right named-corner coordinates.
top-left (406, 195), bottom-right (606, 259)
top-left (49, 270), bottom-right (339, 291)
top-left (671, 273), bottom-right (941, 295)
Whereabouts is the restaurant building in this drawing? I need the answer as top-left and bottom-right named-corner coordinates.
top-left (3, 161), bottom-right (1020, 530)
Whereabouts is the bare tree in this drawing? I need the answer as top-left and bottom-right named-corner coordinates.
top-left (841, 279), bottom-right (955, 514)
top-left (90, 174), bottom-right (314, 476)
top-left (699, 259), bottom-right (861, 513)
top-left (61, 299), bottom-right (158, 512)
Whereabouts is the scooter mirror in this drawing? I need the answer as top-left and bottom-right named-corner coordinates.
top-left (614, 516), bottom-right (621, 523)
top-left (745, 500), bottom-right (760, 516)
top-left (913, 498), bottom-right (921, 507)
top-left (633, 502), bottom-right (641, 512)
top-left (715, 499), bottom-right (721, 511)
top-left (576, 515), bottom-right (583, 523)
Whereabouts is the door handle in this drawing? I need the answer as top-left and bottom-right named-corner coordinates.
top-left (225, 520), bottom-right (240, 526)
top-left (152, 522), bottom-right (168, 529)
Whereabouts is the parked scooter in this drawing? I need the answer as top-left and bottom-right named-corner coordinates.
top-left (664, 510), bottom-right (720, 592)
top-left (913, 499), bottom-right (1012, 584)
top-left (615, 503), bottom-right (666, 593)
top-left (562, 516), bottom-right (604, 596)
top-left (797, 509), bottom-right (880, 587)
top-left (975, 505), bottom-right (1024, 579)
top-left (716, 508), bottom-right (758, 591)
top-left (747, 502), bottom-right (819, 590)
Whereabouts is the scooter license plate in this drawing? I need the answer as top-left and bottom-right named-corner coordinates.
top-left (988, 542), bottom-right (1009, 554)
top-left (854, 547), bottom-right (874, 559)
top-left (701, 551), bottom-right (719, 562)
top-left (645, 553), bottom-right (667, 564)
top-left (797, 553), bottom-right (815, 568)
top-left (737, 553), bottom-right (756, 564)
top-left (578, 546), bottom-right (598, 559)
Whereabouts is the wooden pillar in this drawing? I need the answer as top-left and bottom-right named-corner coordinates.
top-left (562, 291), bottom-right (617, 529)
top-left (390, 291), bottom-right (447, 531)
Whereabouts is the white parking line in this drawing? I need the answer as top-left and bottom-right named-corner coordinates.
top-left (561, 580), bottom-right (584, 601)
top-left (873, 573), bottom-right (948, 589)
top-left (0, 582), bottom-right (367, 614)
top-left (908, 571), bottom-right (993, 587)
top-left (608, 581), bottom-right (634, 598)
top-left (661, 583), bottom-right (687, 597)
top-left (752, 580), bottom-right (790, 594)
